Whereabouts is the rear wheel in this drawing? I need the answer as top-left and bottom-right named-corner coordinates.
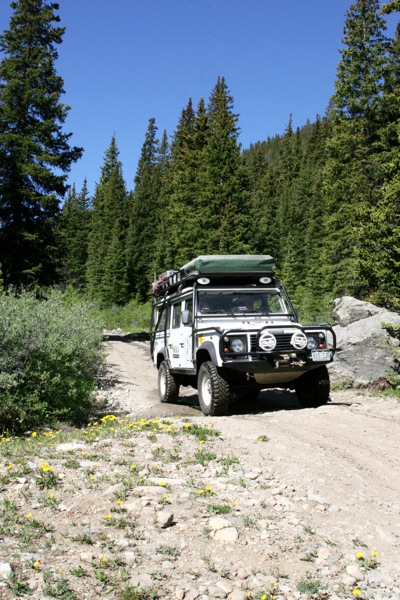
top-left (198, 361), bottom-right (230, 416)
top-left (295, 366), bottom-right (330, 408)
top-left (158, 361), bottom-right (179, 403)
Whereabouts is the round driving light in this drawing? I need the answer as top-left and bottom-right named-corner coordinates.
top-left (259, 277), bottom-right (272, 284)
top-left (259, 331), bottom-right (277, 351)
top-left (291, 331), bottom-right (307, 350)
top-left (306, 336), bottom-right (317, 350)
top-left (231, 338), bottom-right (245, 353)
top-left (198, 277), bottom-right (210, 285)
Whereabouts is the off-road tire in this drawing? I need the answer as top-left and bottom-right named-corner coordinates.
top-left (198, 361), bottom-right (230, 416)
top-left (295, 365), bottom-right (330, 408)
top-left (158, 361), bottom-right (180, 403)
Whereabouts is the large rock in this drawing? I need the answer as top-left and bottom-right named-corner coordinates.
top-left (328, 296), bottom-right (400, 385)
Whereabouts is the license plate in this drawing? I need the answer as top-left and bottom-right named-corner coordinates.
top-left (311, 351), bottom-right (331, 362)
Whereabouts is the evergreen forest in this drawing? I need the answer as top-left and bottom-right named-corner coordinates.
top-left (1, 0), bottom-right (400, 323)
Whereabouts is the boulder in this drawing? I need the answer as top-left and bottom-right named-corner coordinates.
top-left (328, 296), bottom-right (400, 385)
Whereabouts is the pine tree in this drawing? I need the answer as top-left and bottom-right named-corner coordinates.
top-left (365, 17), bottom-right (400, 307)
top-left (86, 136), bottom-right (129, 305)
top-left (0, 0), bottom-right (83, 287)
top-left (59, 180), bottom-right (91, 289)
top-left (200, 77), bottom-right (250, 253)
top-left (127, 118), bottom-right (165, 300)
top-left (160, 98), bottom-right (209, 268)
top-left (323, 0), bottom-right (391, 299)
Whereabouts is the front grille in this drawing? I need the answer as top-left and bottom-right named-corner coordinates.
top-left (249, 332), bottom-right (299, 353)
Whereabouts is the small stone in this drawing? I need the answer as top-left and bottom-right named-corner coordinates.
top-left (217, 581), bottom-right (233, 594)
top-left (213, 527), bottom-right (239, 543)
top-left (56, 442), bottom-right (86, 452)
top-left (184, 590), bottom-right (200, 600)
top-left (123, 500), bottom-right (141, 512)
top-left (0, 563), bottom-right (12, 580)
top-left (346, 564), bottom-right (365, 580)
top-left (209, 517), bottom-right (232, 531)
top-left (367, 570), bottom-right (386, 587)
top-left (79, 552), bottom-right (93, 562)
top-left (341, 574), bottom-right (357, 586)
top-left (307, 491), bottom-right (329, 504)
top-left (227, 592), bottom-right (248, 600)
top-left (235, 567), bottom-right (248, 580)
top-left (157, 510), bottom-right (174, 528)
top-left (129, 573), bottom-right (153, 589)
top-left (317, 547), bottom-right (331, 563)
top-left (208, 585), bottom-right (227, 598)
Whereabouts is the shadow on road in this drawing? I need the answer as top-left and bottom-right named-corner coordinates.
top-left (174, 388), bottom-right (352, 416)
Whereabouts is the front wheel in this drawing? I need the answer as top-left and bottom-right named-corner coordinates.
top-left (158, 361), bottom-right (179, 403)
top-left (295, 366), bottom-right (330, 408)
top-left (198, 361), bottom-right (230, 416)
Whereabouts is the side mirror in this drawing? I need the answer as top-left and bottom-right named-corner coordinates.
top-left (182, 310), bottom-right (191, 325)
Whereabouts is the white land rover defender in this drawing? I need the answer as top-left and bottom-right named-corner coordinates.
top-left (150, 255), bottom-right (336, 416)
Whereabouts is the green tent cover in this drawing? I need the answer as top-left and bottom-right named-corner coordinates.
top-left (181, 255), bottom-right (276, 277)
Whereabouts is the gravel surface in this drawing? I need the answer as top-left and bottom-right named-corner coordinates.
top-left (0, 335), bottom-right (399, 599)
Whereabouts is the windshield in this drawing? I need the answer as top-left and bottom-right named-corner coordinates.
top-left (197, 289), bottom-right (288, 315)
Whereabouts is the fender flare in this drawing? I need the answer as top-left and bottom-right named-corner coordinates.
top-left (197, 341), bottom-right (219, 369)
top-left (156, 348), bottom-right (169, 368)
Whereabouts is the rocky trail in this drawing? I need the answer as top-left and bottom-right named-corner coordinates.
top-left (0, 335), bottom-right (399, 600)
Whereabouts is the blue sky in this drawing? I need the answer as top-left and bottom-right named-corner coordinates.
top-left (1, 1), bottom-right (398, 196)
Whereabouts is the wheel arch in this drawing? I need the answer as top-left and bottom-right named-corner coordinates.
top-left (196, 342), bottom-right (218, 372)
top-left (156, 349), bottom-right (168, 369)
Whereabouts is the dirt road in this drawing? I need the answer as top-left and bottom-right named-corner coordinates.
top-left (100, 335), bottom-right (400, 594)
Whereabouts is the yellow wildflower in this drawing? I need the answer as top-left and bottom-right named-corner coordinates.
top-left (26, 513), bottom-right (32, 518)
top-left (356, 552), bottom-right (364, 560)
top-left (371, 550), bottom-right (378, 557)
top-left (352, 590), bottom-right (361, 597)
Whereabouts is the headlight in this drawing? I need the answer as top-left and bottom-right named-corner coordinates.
top-left (230, 337), bottom-right (246, 353)
top-left (306, 336), bottom-right (317, 350)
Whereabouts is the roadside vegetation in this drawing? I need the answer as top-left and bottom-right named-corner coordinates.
top-left (0, 290), bottom-right (103, 435)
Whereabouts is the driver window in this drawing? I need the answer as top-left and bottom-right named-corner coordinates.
top-left (185, 298), bottom-right (193, 321)
top-left (156, 307), bottom-right (166, 331)
top-left (172, 302), bottom-right (182, 329)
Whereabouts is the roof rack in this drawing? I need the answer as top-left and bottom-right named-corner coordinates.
top-left (151, 255), bottom-right (276, 297)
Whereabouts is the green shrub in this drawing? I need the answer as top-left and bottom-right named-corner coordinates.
top-left (94, 299), bottom-right (151, 333)
top-left (0, 290), bottom-right (104, 434)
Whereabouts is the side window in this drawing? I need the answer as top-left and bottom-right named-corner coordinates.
top-left (172, 302), bottom-right (182, 329)
top-left (155, 306), bottom-right (166, 332)
top-left (185, 298), bottom-right (193, 322)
